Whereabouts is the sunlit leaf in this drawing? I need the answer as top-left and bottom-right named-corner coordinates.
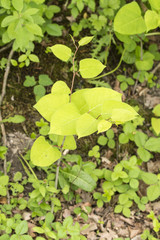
top-left (50, 103), bottom-right (80, 135)
top-left (102, 100), bottom-right (138, 122)
top-left (98, 120), bottom-right (112, 133)
top-left (79, 58), bottom-right (106, 78)
top-left (114, 2), bottom-right (146, 35)
top-left (34, 93), bottom-right (69, 122)
top-left (76, 113), bottom-right (98, 138)
top-left (50, 44), bottom-right (72, 62)
top-left (78, 36), bottom-right (94, 46)
top-left (51, 81), bottom-right (71, 94)
top-left (151, 118), bottom-right (160, 135)
top-left (144, 10), bottom-right (159, 32)
top-left (31, 136), bottom-right (61, 167)
top-left (57, 135), bottom-right (77, 150)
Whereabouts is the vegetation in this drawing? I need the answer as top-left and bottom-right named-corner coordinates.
top-left (0, 0), bottom-right (160, 239)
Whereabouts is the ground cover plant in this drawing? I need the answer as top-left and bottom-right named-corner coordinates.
top-left (0, 0), bottom-right (160, 239)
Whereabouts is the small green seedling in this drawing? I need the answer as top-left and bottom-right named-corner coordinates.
top-left (74, 206), bottom-right (91, 222)
top-left (117, 74), bottom-right (134, 91)
top-left (24, 74), bottom-right (53, 101)
top-left (97, 129), bottom-right (115, 149)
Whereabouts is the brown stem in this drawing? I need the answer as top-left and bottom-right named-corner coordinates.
top-left (0, 47), bottom-right (14, 204)
top-left (70, 44), bottom-right (79, 102)
top-left (0, 42), bottom-right (12, 53)
top-left (51, 136), bottom-right (66, 213)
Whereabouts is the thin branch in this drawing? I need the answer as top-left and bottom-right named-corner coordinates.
top-left (0, 47), bottom-right (14, 204)
top-left (70, 40), bottom-right (79, 102)
top-left (92, 49), bottom-right (125, 80)
top-left (0, 48), bottom-right (14, 106)
top-left (51, 136), bottom-right (66, 213)
top-left (0, 42), bottom-right (12, 53)
top-left (151, 62), bottom-right (160, 75)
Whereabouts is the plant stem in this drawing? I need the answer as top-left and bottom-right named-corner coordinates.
top-left (145, 32), bottom-right (160, 36)
top-left (92, 49), bottom-right (125, 80)
top-left (0, 47), bottom-right (14, 204)
top-left (51, 136), bottom-right (66, 213)
top-left (70, 42), bottom-right (79, 102)
top-left (18, 153), bottom-right (38, 180)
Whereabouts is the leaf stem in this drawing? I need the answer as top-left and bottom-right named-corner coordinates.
top-left (19, 153), bottom-right (38, 180)
top-left (145, 32), bottom-right (160, 36)
top-left (92, 49), bottom-right (125, 80)
top-left (51, 136), bottom-right (66, 213)
top-left (70, 42), bottom-right (79, 102)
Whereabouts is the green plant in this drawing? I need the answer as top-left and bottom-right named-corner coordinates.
top-left (141, 211), bottom-right (160, 240)
top-left (33, 214), bottom-right (87, 240)
top-left (151, 104), bottom-right (160, 136)
top-left (0, 0), bottom-right (62, 52)
top-left (117, 74), bottom-right (134, 91)
top-left (74, 206), bottom-right (91, 222)
top-left (23, 74), bottom-right (53, 102)
top-left (97, 128), bottom-right (115, 149)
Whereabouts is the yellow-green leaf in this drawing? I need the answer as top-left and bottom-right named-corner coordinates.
top-left (111, 109), bottom-right (137, 123)
top-left (79, 58), bottom-right (106, 78)
top-left (153, 104), bottom-right (160, 117)
top-left (50, 103), bottom-right (80, 135)
top-left (31, 136), bottom-right (61, 167)
top-left (57, 135), bottom-right (77, 150)
top-left (144, 10), bottom-right (159, 32)
top-left (151, 118), bottom-right (160, 135)
top-left (50, 44), bottom-right (72, 62)
top-left (76, 113), bottom-right (98, 138)
top-left (51, 81), bottom-right (71, 94)
top-left (78, 36), bottom-right (94, 46)
top-left (34, 93), bottom-right (69, 122)
top-left (114, 2), bottom-right (146, 35)
top-left (102, 100), bottom-right (138, 122)
top-left (98, 120), bottom-right (112, 133)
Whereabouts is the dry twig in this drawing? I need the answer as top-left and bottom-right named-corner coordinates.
top-left (0, 47), bottom-right (14, 203)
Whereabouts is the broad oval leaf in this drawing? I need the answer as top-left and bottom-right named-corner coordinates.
top-left (98, 120), bottom-right (112, 133)
top-left (50, 44), bottom-right (72, 62)
top-left (50, 103), bottom-right (80, 135)
top-left (12, 0), bottom-right (23, 12)
top-left (31, 136), bottom-right (61, 167)
top-left (72, 88), bottom-right (122, 118)
top-left (34, 93), bottom-right (69, 122)
top-left (153, 104), bottom-right (160, 117)
top-left (76, 113), bottom-right (98, 138)
top-left (149, 0), bottom-right (160, 11)
top-left (111, 109), bottom-right (137, 123)
top-left (147, 184), bottom-right (160, 201)
top-left (144, 10), bottom-right (159, 32)
top-left (114, 2), bottom-right (146, 35)
top-left (79, 58), bottom-right (106, 78)
top-left (51, 81), bottom-right (71, 94)
top-left (145, 137), bottom-right (160, 153)
top-left (61, 166), bottom-right (96, 192)
top-left (141, 172), bottom-right (158, 185)
top-left (78, 36), bottom-right (94, 46)
top-left (102, 100), bottom-right (138, 122)
top-left (57, 135), bottom-right (77, 150)
top-left (151, 118), bottom-right (160, 135)
top-left (1, 16), bottom-right (17, 27)
top-left (26, 23), bottom-right (43, 36)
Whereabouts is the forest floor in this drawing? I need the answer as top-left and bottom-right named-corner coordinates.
top-left (0, 16), bottom-right (160, 240)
